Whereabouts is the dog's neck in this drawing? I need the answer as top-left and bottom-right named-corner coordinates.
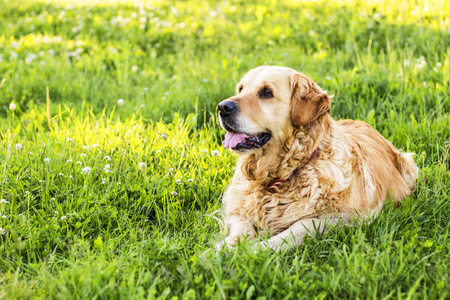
top-left (238, 113), bottom-right (333, 186)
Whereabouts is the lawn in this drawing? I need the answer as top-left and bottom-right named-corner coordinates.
top-left (0, 0), bottom-right (449, 298)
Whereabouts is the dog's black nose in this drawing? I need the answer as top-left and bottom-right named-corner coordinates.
top-left (218, 100), bottom-right (237, 116)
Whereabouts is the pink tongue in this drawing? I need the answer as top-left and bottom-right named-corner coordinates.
top-left (223, 132), bottom-right (250, 148)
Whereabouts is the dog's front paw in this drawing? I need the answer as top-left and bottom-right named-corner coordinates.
top-left (214, 240), bottom-right (226, 251)
top-left (201, 241), bottom-right (227, 258)
top-left (214, 238), bottom-right (238, 252)
top-left (252, 240), bottom-right (275, 252)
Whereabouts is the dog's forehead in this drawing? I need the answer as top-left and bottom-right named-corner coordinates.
top-left (239, 66), bottom-right (297, 89)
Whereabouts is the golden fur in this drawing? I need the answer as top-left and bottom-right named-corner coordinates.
top-left (217, 66), bottom-right (418, 250)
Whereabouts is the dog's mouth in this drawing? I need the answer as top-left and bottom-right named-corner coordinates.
top-left (222, 131), bottom-right (272, 150)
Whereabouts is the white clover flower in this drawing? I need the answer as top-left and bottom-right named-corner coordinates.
top-left (202, 149), bottom-right (208, 153)
top-left (40, 180), bottom-right (45, 183)
top-left (156, 150), bottom-right (161, 154)
top-left (117, 99), bottom-right (125, 106)
top-left (212, 150), bottom-right (220, 157)
top-left (202, 78), bottom-right (208, 82)
top-left (51, 198), bottom-right (55, 201)
top-left (415, 56), bottom-right (427, 70)
top-left (67, 138), bottom-right (73, 142)
top-left (102, 178), bottom-right (107, 184)
top-left (168, 168), bottom-right (174, 172)
top-left (15, 144), bottom-right (22, 150)
top-left (1, 215), bottom-right (6, 219)
top-left (59, 173), bottom-right (64, 176)
top-left (161, 133), bottom-right (167, 139)
top-left (10, 51), bottom-right (18, 59)
top-left (0, 199), bottom-right (10, 204)
top-left (9, 103), bottom-right (16, 110)
top-left (81, 166), bottom-right (92, 175)
top-left (91, 144), bottom-right (100, 148)
top-left (44, 158), bottom-right (50, 163)
top-left (104, 164), bottom-right (111, 173)
top-left (83, 145), bottom-right (89, 150)
top-left (396, 73), bottom-right (402, 77)
top-left (0, 228), bottom-right (5, 235)
top-left (61, 216), bottom-right (66, 220)
top-left (77, 161), bottom-right (82, 165)
top-left (187, 179), bottom-right (193, 183)
top-left (55, 211), bottom-right (59, 214)
top-left (139, 162), bottom-right (148, 170)
top-left (131, 65), bottom-right (138, 72)
top-left (69, 175), bottom-right (73, 179)
top-left (25, 55), bottom-right (35, 64)
top-left (171, 191), bottom-right (178, 196)
top-left (29, 152), bottom-right (32, 155)
top-left (117, 182), bottom-right (121, 185)
top-left (404, 59), bottom-right (410, 67)
top-left (67, 159), bottom-right (73, 163)
top-left (104, 156), bottom-right (111, 161)
top-left (181, 211), bottom-right (185, 214)
top-left (24, 191), bottom-right (30, 196)
top-left (436, 62), bottom-right (442, 67)
top-left (163, 92), bottom-right (169, 96)
top-left (416, 61), bottom-right (427, 70)
top-left (175, 179), bottom-right (182, 185)
top-left (81, 153), bottom-right (86, 157)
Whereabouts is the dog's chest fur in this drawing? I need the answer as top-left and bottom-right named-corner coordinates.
top-left (223, 143), bottom-right (357, 234)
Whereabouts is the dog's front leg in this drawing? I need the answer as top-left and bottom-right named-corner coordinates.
top-left (262, 218), bottom-right (340, 251)
top-left (215, 215), bottom-right (256, 250)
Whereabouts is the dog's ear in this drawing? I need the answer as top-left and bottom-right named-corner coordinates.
top-left (290, 73), bottom-right (331, 126)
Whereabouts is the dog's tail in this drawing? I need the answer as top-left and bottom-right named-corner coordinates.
top-left (397, 152), bottom-right (418, 192)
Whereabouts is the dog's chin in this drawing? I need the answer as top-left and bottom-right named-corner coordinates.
top-left (231, 132), bottom-right (272, 153)
top-left (219, 117), bottom-right (272, 153)
top-left (222, 130), bottom-right (272, 153)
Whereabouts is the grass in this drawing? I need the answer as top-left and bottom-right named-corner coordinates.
top-left (0, 0), bottom-right (449, 298)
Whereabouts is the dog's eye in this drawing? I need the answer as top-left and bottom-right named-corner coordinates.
top-left (259, 87), bottom-right (273, 98)
top-left (238, 86), bottom-right (243, 93)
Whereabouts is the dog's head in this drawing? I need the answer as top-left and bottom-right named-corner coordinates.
top-left (218, 66), bottom-right (331, 153)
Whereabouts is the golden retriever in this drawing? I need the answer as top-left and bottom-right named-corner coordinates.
top-left (216, 66), bottom-right (418, 250)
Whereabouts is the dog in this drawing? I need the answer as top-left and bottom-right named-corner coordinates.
top-left (216, 66), bottom-right (418, 250)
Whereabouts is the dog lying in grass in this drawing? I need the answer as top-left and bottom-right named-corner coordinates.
top-left (217, 66), bottom-right (418, 250)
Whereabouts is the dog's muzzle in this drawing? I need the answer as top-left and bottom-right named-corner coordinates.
top-left (218, 100), bottom-right (240, 132)
top-left (218, 100), bottom-right (237, 119)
